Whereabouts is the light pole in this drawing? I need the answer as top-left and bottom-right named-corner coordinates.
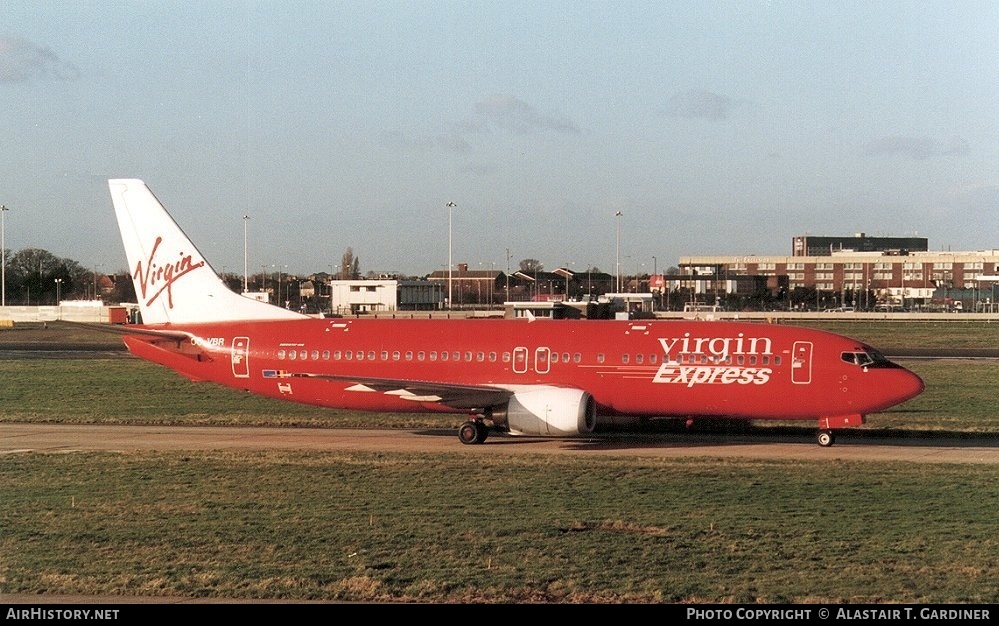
top-left (615, 211), bottom-right (623, 292)
top-left (54, 278), bottom-right (62, 304)
top-left (242, 215), bottom-right (249, 293)
top-left (446, 201), bottom-right (456, 309)
top-left (1, 204), bottom-right (8, 307)
top-left (505, 248), bottom-right (510, 302)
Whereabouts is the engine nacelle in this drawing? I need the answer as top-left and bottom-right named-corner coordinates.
top-left (497, 387), bottom-right (597, 437)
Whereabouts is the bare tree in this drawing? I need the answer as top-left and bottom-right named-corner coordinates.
top-left (519, 258), bottom-right (543, 273)
top-left (340, 248), bottom-right (359, 279)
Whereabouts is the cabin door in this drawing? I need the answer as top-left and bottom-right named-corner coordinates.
top-left (231, 336), bottom-right (250, 378)
top-left (791, 341), bottom-right (812, 384)
top-left (534, 347), bottom-right (551, 374)
top-left (513, 346), bottom-right (529, 374)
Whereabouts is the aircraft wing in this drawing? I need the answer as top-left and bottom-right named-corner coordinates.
top-left (265, 371), bottom-right (513, 410)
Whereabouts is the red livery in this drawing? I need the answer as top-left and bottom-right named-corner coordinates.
top-left (109, 179), bottom-right (924, 446)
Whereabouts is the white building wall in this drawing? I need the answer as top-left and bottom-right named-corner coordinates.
top-left (329, 280), bottom-right (398, 314)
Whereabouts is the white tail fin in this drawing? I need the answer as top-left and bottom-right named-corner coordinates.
top-left (109, 179), bottom-right (307, 325)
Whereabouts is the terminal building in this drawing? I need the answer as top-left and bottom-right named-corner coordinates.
top-left (680, 235), bottom-right (999, 311)
top-left (792, 233), bottom-right (928, 256)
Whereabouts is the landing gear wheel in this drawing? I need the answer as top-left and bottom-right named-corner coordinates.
top-left (458, 420), bottom-right (488, 445)
top-left (817, 430), bottom-right (835, 447)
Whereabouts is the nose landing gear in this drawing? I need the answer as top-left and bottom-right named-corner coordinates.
top-left (817, 430), bottom-right (836, 447)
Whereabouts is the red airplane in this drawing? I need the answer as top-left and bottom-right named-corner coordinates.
top-left (108, 179), bottom-right (924, 447)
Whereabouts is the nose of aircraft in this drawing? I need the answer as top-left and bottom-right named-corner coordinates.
top-left (883, 365), bottom-right (925, 408)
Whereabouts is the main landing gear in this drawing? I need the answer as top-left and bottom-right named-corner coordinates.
top-left (458, 419), bottom-right (489, 445)
top-left (817, 430), bottom-right (836, 447)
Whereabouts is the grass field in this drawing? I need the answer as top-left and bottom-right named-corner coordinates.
top-left (1, 321), bottom-right (998, 603)
top-left (4, 317), bottom-right (999, 350)
top-left (2, 451), bottom-right (996, 603)
top-left (1, 356), bottom-right (998, 433)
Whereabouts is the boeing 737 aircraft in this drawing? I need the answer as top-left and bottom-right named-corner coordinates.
top-left (107, 179), bottom-right (924, 446)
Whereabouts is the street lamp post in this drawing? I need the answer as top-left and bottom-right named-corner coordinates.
top-left (1, 204), bottom-right (8, 307)
top-left (446, 201), bottom-right (456, 309)
top-left (505, 248), bottom-right (510, 302)
top-left (54, 278), bottom-right (62, 304)
top-left (653, 255), bottom-right (659, 310)
top-left (615, 211), bottom-right (623, 292)
top-left (242, 215), bottom-right (249, 293)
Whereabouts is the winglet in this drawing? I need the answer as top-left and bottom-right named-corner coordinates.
top-left (108, 179), bottom-right (307, 325)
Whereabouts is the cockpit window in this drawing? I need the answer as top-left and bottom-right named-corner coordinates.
top-left (841, 350), bottom-right (890, 367)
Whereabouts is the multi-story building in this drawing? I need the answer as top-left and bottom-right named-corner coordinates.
top-left (678, 250), bottom-right (999, 310)
top-left (792, 233), bottom-right (928, 256)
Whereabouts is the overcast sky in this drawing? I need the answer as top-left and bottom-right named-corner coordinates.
top-left (3, 1), bottom-right (998, 279)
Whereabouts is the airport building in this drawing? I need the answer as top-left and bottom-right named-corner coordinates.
top-left (678, 249), bottom-right (999, 311)
top-left (329, 278), bottom-right (443, 315)
top-left (792, 233), bottom-right (928, 256)
top-left (425, 264), bottom-right (616, 306)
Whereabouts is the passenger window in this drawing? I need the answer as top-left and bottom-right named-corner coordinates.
top-left (355, 351), bottom-right (363, 361)
top-left (476, 352), bottom-right (484, 362)
top-left (465, 351), bottom-right (472, 361)
top-left (381, 351), bottom-right (388, 361)
top-left (574, 353), bottom-right (581, 363)
top-left (429, 351), bottom-right (437, 361)
top-left (489, 352), bottom-right (497, 362)
top-left (322, 350), bottom-right (330, 360)
top-left (406, 351), bottom-right (413, 361)
top-left (393, 351), bottom-right (400, 360)
top-left (345, 351), bottom-right (352, 360)
top-left (502, 352), bottom-right (511, 362)
top-left (635, 354), bottom-right (644, 364)
top-left (550, 353), bottom-right (559, 364)
top-left (621, 354), bottom-right (630, 364)
top-left (367, 351), bottom-right (375, 360)
top-left (312, 350), bottom-right (320, 360)
top-left (289, 351), bottom-right (297, 360)
top-left (277, 349), bottom-right (286, 360)
top-left (441, 352), bottom-right (448, 361)
top-left (418, 351), bottom-right (425, 361)
top-left (333, 350), bottom-right (341, 360)
top-left (597, 353), bottom-right (605, 364)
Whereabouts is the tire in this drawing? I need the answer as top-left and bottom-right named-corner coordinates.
top-left (817, 430), bottom-right (835, 447)
top-left (458, 421), bottom-right (482, 445)
top-left (473, 420), bottom-right (489, 444)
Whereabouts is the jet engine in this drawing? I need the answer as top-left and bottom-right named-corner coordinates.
top-left (493, 387), bottom-right (597, 437)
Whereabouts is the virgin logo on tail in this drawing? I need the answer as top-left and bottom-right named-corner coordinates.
top-left (134, 236), bottom-right (205, 309)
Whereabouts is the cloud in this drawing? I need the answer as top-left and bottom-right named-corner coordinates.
top-left (942, 136), bottom-right (971, 157)
top-left (863, 135), bottom-right (970, 160)
top-left (664, 89), bottom-right (736, 120)
top-left (472, 94), bottom-right (580, 135)
top-left (385, 130), bottom-right (471, 154)
top-left (0, 36), bottom-right (80, 82)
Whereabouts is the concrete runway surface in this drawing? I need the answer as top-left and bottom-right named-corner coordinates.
top-left (2, 423), bottom-right (997, 464)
